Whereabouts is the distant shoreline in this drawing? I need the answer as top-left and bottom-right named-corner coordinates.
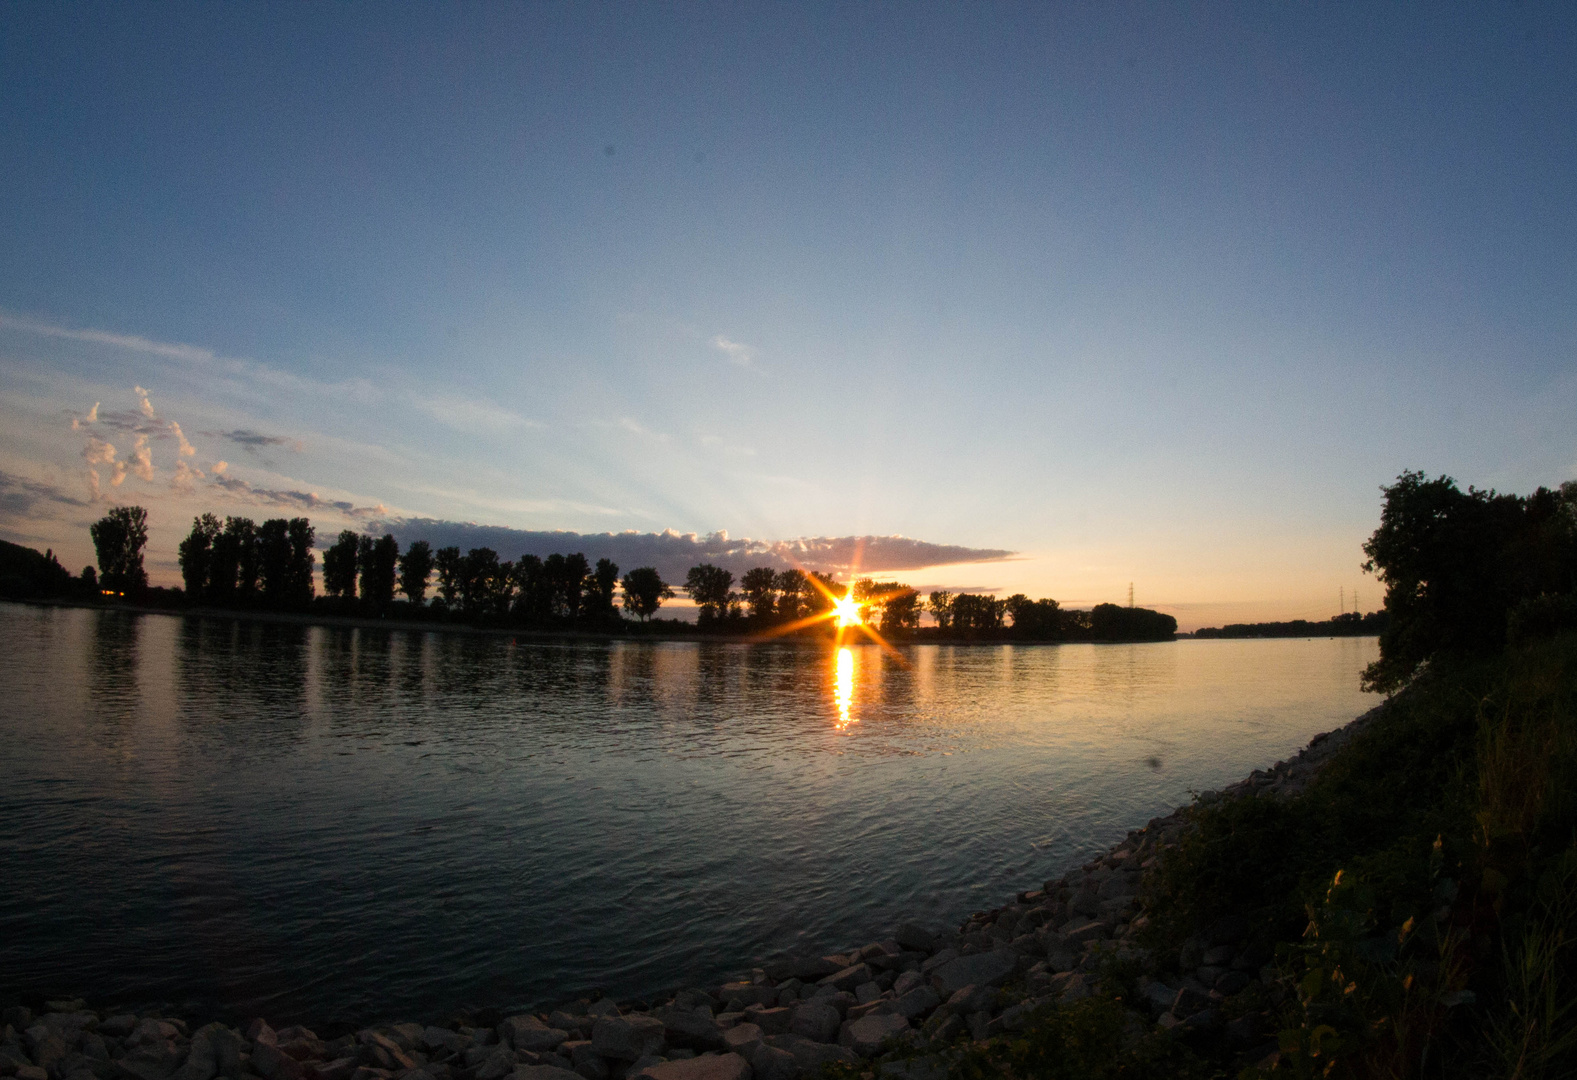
top-left (7, 596), bottom-right (1381, 646)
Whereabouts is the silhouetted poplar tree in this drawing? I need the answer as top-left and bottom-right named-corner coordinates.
top-left (89, 506), bottom-right (149, 595)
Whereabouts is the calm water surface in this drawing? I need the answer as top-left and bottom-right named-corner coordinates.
top-left (0, 603), bottom-right (1378, 1024)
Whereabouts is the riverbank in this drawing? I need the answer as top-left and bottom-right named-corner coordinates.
top-left (0, 691), bottom-right (1397, 1080)
top-left (11, 597), bottom-right (1197, 648)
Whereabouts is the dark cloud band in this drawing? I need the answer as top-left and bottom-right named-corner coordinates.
top-left (369, 518), bottom-right (1014, 580)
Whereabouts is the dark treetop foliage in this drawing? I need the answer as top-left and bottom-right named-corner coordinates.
top-left (1361, 471), bottom-right (1577, 692)
top-left (179, 514), bottom-right (314, 609)
top-left (0, 539), bottom-right (77, 599)
top-left (397, 540), bottom-right (434, 605)
top-left (89, 506), bottom-right (149, 595)
top-left (620, 566), bottom-right (674, 622)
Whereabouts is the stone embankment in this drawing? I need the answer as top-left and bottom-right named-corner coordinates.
top-left (0, 708), bottom-right (1384, 1080)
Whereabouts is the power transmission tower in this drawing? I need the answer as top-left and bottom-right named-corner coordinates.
top-left (1128, 582), bottom-right (1134, 608)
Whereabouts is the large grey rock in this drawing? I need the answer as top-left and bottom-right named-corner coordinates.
top-left (837, 1015), bottom-right (910, 1058)
top-left (1098, 873), bottom-right (1138, 900)
top-left (1061, 922), bottom-right (1108, 947)
top-left (514, 1066), bottom-right (585, 1080)
top-left (650, 1010), bottom-right (723, 1054)
top-left (207, 1028), bottom-right (247, 1079)
top-left (928, 950), bottom-right (1018, 996)
top-left (588, 1017), bottom-right (663, 1062)
top-left (717, 985), bottom-right (777, 1010)
top-left (631, 1054), bottom-right (751, 1080)
top-left (500, 1019), bottom-right (568, 1055)
top-left (763, 1036), bottom-right (856, 1073)
top-left (739, 1009), bottom-right (790, 1038)
top-left (892, 987), bottom-right (940, 1021)
top-left (475, 1047), bottom-right (517, 1080)
top-left (16, 1067), bottom-right (48, 1080)
top-left (745, 1044), bottom-right (796, 1080)
top-left (918, 950), bottom-right (958, 975)
top-left (721, 1024), bottom-right (762, 1057)
top-left (893, 924), bottom-right (938, 955)
top-left (786, 1004), bottom-right (839, 1045)
top-left (891, 971), bottom-right (926, 998)
top-left (562, 1042), bottom-right (605, 1080)
top-left (26, 1031), bottom-right (72, 1076)
top-left (815, 965), bottom-right (870, 993)
top-left (251, 1044), bottom-right (305, 1080)
top-left (171, 1029), bottom-right (219, 1080)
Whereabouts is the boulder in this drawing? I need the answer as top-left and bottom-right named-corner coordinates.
top-left (589, 1017), bottom-right (664, 1062)
top-left (650, 1010), bottom-right (724, 1053)
top-left (630, 1053), bottom-right (751, 1080)
top-left (762, 1036), bottom-right (856, 1073)
top-left (500, 1019), bottom-right (568, 1055)
top-left (562, 1042), bottom-right (605, 1080)
top-left (744, 1044), bottom-right (797, 1080)
top-left (1061, 922), bottom-right (1108, 947)
top-left (739, 1009), bottom-right (791, 1038)
top-left (814, 966), bottom-right (869, 993)
top-left (892, 987), bottom-right (939, 1021)
top-left (893, 924), bottom-right (937, 954)
top-left (721, 1024), bottom-right (762, 1057)
top-left (513, 1066), bottom-right (585, 1080)
top-left (786, 1004), bottom-right (839, 1045)
top-left (251, 1043), bottom-right (304, 1080)
top-left (891, 971), bottom-right (925, 998)
top-left (717, 986), bottom-right (776, 1010)
top-left (928, 950), bottom-right (1018, 997)
top-left (837, 1015), bottom-right (910, 1058)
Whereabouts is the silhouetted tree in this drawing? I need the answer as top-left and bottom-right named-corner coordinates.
top-left (621, 566), bottom-right (673, 622)
top-left (358, 534), bottom-right (399, 608)
top-left (229, 517), bottom-right (260, 601)
top-left (584, 558), bottom-right (620, 624)
top-left (1088, 603), bottom-right (1176, 641)
top-left (512, 554), bottom-right (551, 624)
top-left (928, 590), bottom-right (954, 631)
top-left (1005, 594), bottom-right (1062, 639)
top-left (285, 518), bottom-right (315, 607)
top-left (950, 592), bottom-right (1006, 634)
top-left (399, 540), bottom-right (434, 605)
top-left (880, 588), bottom-right (922, 633)
top-left (685, 563), bottom-right (736, 626)
top-left (433, 546), bottom-right (463, 608)
top-left (257, 519), bottom-right (293, 604)
top-left (1361, 472), bottom-right (1577, 691)
top-left (806, 571), bottom-right (838, 619)
top-left (81, 566), bottom-right (96, 591)
top-left (90, 506), bottom-right (149, 595)
top-left (775, 569), bottom-right (807, 621)
top-left (740, 567), bottom-right (778, 620)
top-left (177, 513), bottom-right (221, 597)
top-left (459, 548), bottom-right (512, 618)
top-left (323, 530), bottom-right (361, 600)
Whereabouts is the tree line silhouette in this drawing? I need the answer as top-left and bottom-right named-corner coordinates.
top-left (2, 505), bottom-right (1180, 642)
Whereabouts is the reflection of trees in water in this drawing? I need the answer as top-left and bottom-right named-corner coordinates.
top-left (173, 614), bottom-right (311, 751)
top-left (87, 609), bottom-right (142, 734)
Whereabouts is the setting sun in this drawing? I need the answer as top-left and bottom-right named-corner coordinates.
top-left (833, 591), bottom-right (862, 628)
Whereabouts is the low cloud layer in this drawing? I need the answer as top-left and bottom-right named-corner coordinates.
top-left (369, 519), bottom-right (1014, 581)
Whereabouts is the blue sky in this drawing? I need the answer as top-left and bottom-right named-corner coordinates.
top-left (2, 3), bottom-right (1574, 627)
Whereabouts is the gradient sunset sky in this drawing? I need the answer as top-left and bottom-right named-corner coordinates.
top-left (2, 4), bottom-right (1574, 629)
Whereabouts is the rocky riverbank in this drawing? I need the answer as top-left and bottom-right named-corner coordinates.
top-left (0, 706), bottom-right (1386, 1080)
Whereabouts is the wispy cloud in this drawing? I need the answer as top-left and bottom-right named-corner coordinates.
top-left (415, 394), bottom-right (540, 432)
top-left (203, 428), bottom-right (305, 453)
top-left (210, 473), bottom-right (386, 518)
top-left (711, 334), bottom-right (754, 367)
top-left (0, 311), bottom-right (219, 364)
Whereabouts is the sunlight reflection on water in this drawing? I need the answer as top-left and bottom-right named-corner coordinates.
top-left (834, 646), bottom-right (855, 729)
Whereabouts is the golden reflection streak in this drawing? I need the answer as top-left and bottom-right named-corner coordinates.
top-left (834, 646), bottom-right (855, 730)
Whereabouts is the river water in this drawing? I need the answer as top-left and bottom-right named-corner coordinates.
top-left (0, 602), bottom-right (1378, 1025)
